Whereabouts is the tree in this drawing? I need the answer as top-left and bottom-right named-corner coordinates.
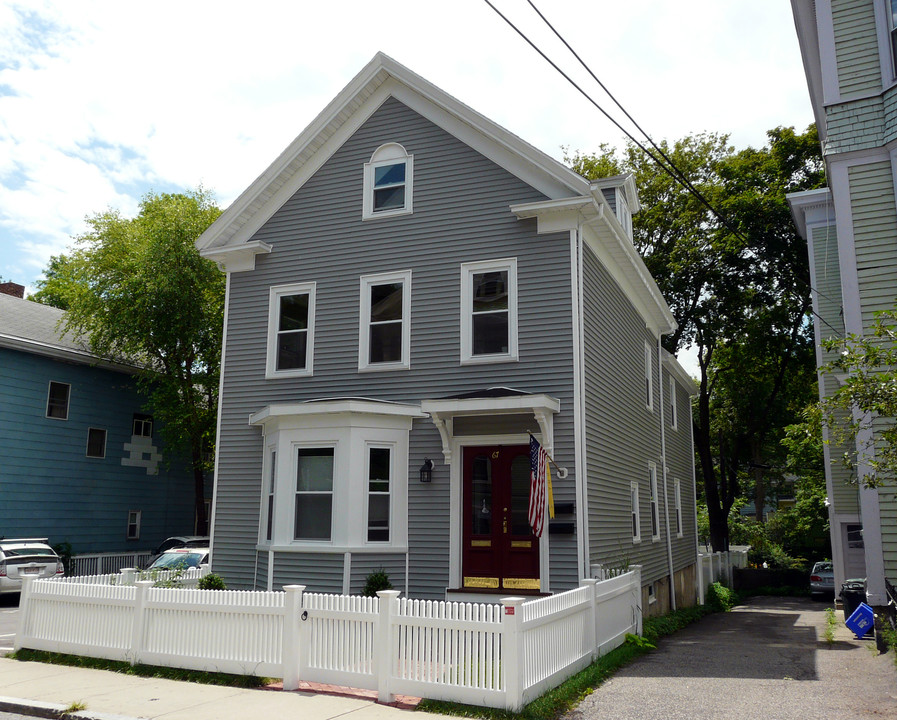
top-left (567, 126), bottom-right (824, 550)
top-left (33, 189), bottom-right (223, 534)
top-left (820, 306), bottom-right (897, 487)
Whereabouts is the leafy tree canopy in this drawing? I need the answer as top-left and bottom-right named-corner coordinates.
top-left (33, 189), bottom-right (223, 533)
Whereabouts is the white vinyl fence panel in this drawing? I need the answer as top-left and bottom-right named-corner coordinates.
top-left (17, 568), bottom-right (645, 712)
top-left (71, 552), bottom-right (154, 576)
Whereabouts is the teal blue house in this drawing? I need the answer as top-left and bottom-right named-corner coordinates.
top-left (0, 284), bottom-right (196, 554)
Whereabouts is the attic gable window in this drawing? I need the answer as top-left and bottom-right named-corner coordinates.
top-left (363, 143), bottom-right (413, 220)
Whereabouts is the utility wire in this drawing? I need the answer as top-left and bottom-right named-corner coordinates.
top-left (483, 0), bottom-right (844, 337)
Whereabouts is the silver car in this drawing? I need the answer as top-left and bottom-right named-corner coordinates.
top-left (810, 561), bottom-right (835, 597)
top-left (0, 538), bottom-right (65, 593)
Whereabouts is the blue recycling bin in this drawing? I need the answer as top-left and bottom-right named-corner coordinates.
top-left (845, 602), bottom-right (874, 638)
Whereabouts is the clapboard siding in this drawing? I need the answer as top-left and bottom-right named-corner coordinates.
top-left (273, 552), bottom-right (344, 594)
top-left (832, 0), bottom-right (881, 99)
top-left (349, 553), bottom-right (407, 595)
top-left (581, 244), bottom-right (688, 585)
top-left (0, 347), bottom-right (194, 554)
top-left (848, 161), bottom-right (897, 332)
top-left (213, 97), bottom-right (579, 596)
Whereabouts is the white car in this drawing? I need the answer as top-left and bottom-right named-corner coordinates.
top-left (0, 538), bottom-right (65, 594)
top-left (810, 561), bottom-right (835, 597)
top-left (147, 547), bottom-right (209, 571)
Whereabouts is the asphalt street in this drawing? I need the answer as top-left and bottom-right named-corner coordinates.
top-left (563, 596), bottom-right (896, 720)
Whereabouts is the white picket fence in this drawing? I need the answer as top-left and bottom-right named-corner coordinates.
top-left (16, 567), bottom-right (642, 711)
top-left (696, 549), bottom-right (749, 603)
top-left (71, 552), bottom-right (154, 576)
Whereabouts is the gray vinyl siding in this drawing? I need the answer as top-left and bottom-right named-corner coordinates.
top-left (349, 554), bottom-right (407, 595)
top-left (274, 552), bottom-right (344, 594)
top-left (832, 0), bottom-right (882, 99)
top-left (848, 161), bottom-right (897, 332)
top-left (253, 550), bottom-right (268, 590)
top-left (581, 243), bottom-right (674, 585)
top-left (214, 97), bottom-right (578, 596)
top-left (881, 480), bottom-right (897, 579)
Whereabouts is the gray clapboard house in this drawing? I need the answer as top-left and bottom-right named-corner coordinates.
top-left (197, 53), bottom-right (698, 613)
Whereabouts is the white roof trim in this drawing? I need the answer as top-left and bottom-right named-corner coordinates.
top-left (662, 349), bottom-right (698, 396)
top-left (249, 398), bottom-right (427, 427)
top-left (0, 333), bottom-right (140, 374)
top-left (787, 187), bottom-right (834, 239)
top-left (196, 52), bottom-right (589, 258)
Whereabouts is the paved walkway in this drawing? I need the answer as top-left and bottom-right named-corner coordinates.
top-left (563, 596), bottom-right (897, 720)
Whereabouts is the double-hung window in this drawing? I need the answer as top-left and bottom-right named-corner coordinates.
top-left (644, 342), bottom-right (653, 411)
top-left (649, 463), bottom-right (660, 542)
top-left (363, 143), bottom-right (413, 219)
top-left (266, 282), bottom-right (316, 378)
top-left (86, 428), bottom-right (106, 458)
top-left (366, 446), bottom-right (392, 542)
top-left (265, 450), bottom-right (276, 542)
top-left (669, 376), bottom-right (677, 429)
top-left (133, 413), bottom-right (153, 437)
top-left (890, 1), bottom-right (897, 79)
top-left (359, 270), bottom-right (411, 371)
top-left (46, 381), bottom-right (70, 420)
top-left (461, 258), bottom-right (518, 364)
top-left (294, 447), bottom-right (334, 541)
top-left (127, 510), bottom-right (141, 540)
top-left (674, 479), bottom-right (683, 538)
top-left (630, 480), bottom-right (641, 543)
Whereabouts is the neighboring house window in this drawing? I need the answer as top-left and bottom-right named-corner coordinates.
top-left (366, 445), bottom-right (392, 542)
top-left (126, 510), bottom-right (141, 540)
top-left (669, 376), bottom-right (677, 430)
top-left (294, 447), bottom-right (335, 541)
top-left (630, 480), bottom-right (641, 543)
top-left (890, 0), bottom-right (897, 77)
top-left (133, 413), bottom-right (153, 437)
top-left (362, 143), bottom-right (413, 219)
top-left (674, 479), bottom-right (683, 538)
top-left (266, 282), bottom-right (316, 378)
top-left (46, 381), bottom-right (70, 420)
top-left (359, 270), bottom-right (411, 371)
top-left (265, 450), bottom-right (276, 542)
top-left (644, 342), bottom-right (653, 411)
top-left (649, 463), bottom-right (660, 541)
top-left (460, 258), bottom-right (518, 364)
top-left (86, 428), bottom-right (107, 458)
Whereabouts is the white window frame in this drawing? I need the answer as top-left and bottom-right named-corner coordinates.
top-left (126, 510), bottom-right (141, 540)
top-left (674, 479), bottom-right (683, 538)
top-left (133, 414), bottom-right (153, 437)
top-left (358, 270), bottom-right (411, 372)
top-left (362, 143), bottom-right (413, 220)
top-left (46, 381), bottom-right (70, 420)
top-left (293, 444), bottom-right (337, 542)
top-left (644, 342), bottom-right (653, 411)
top-left (669, 375), bottom-right (678, 430)
top-left (649, 463), bottom-right (660, 542)
top-left (86, 427), bottom-right (107, 458)
top-left (364, 442), bottom-right (394, 544)
top-left (460, 258), bottom-right (519, 365)
top-left (630, 480), bottom-right (641, 544)
top-left (265, 282), bottom-right (316, 379)
top-left (262, 447), bottom-right (276, 543)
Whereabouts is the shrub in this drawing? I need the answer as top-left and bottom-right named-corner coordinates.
top-left (362, 569), bottom-right (393, 597)
top-left (197, 573), bottom-right (227, 590)
top-left (706, 581), bottom-right (738, 612)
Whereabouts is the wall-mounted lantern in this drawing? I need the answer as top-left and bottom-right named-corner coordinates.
top-left (419, 458), bottom-right (434, 483)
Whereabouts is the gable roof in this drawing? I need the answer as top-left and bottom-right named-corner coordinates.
top-left (0, 294), bottom-right (137, 373)
top-left (196, 52), bottom-right (590, 265)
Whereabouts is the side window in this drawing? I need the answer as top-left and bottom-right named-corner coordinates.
top-left (890, 1), bottom-right (897, 78)
top-left (649, 463), bottom-right (660, 541)
top-left (674, 479), bottom-right (683, 538)
top-left (359, 270), bottom-right (411, 371)
top-left (363, 143), bottom-right (413, 219)
top-left (294, 447), bottom-right (334, 541)
top-left (265, 449), bottom-right (276, 542)
top-left (366, 446), bottom-right (392, 542)
top-left (630, 480), bottom-right (641, 543)
top-left (86, 428), bottom-right (107, 458)
top-left (133, 414), bottom-right (153, 437)
top-left (266, 282), bottom-right (316, 378)
top-left (127, 510), bottom-right (141, 540)
top-left (669, 376), bottom-right (677, 430)
top-left (644, 342), bottom-right (653, 411)
top-left (46, 381), bottom-right (70, 420)
top-left (460, 258), bottom-right (518, 364)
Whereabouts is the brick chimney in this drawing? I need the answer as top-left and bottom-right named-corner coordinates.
top-left (0, 282), bottom-right (25, 298)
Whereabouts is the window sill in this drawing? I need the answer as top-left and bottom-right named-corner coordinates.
top-left (358, 362), bottom-right (410, 373)
top-left (460, 354), bottom-right (519, 366)
top-left (259, 543), bottom-right (408, 554)
top-left (265, 368), bottom-right (313, 380)
top-left (362, 207), bottom-right (413, 221)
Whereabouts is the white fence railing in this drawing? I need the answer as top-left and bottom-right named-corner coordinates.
top-left (54, 565), bottom-right (209, 588)
top-left (71, 552), bottom-right (154, 576)
top-left (696, 549), bottom-right (749, 604)
top-left (16, 568), bottom-right (642, 712)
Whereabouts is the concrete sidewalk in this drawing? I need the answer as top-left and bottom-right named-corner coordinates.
top-left (0, 658), bottom-right (449, 720)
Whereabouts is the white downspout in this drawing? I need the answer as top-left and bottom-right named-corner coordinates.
top-left (572, 222), bottom-right (589, 581)
top-left (658, 339), bottom-right (676, 610)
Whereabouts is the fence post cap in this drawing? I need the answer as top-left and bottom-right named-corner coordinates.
top-left (376, 589), bottom-right (401, 599)
top-left (283, 584), bottom-right (306, 592)
top-left (580, 577), bottom-right (598, 586)
top-left (135, 580), bottom-right (153, 588)
top-left (500, 596), bottom-right (526, 607)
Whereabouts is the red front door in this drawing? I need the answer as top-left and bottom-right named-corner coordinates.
top-left (462, 445), bottom-right (540, 591)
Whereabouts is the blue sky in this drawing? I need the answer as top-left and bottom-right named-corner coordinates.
top-left (0, 0), bottom-right (813, 307)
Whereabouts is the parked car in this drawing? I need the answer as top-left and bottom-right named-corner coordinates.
top-left (810, 561), bottom-right (835, 597)
top-left (0, 538), bottom-right (64, 594)
top-left (147, 547), bottom-right (209, 571)
top-left (152, 535), bottom-right (209, 556)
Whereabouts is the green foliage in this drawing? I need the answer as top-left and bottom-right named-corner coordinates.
top-left (820, 306), bottom-right (897, 488)
top-left (706, 581), bottom-right (738, 612)
top-left (52, 541), bottom-right (74, 575)
top-left (824, 607), bottom-right (837, 645)
top-left (567, 126), bottom-right (823, 552)
top-left (642, 604), bottom-right (714, 644)
top-left (361, 569), bottom-right (393, 597)
top-left (197, 573), bottom-right (227, 590)
top-left (624, 632), bottom-right (655, 649)
top-left (37, 189), bottom-right (223, 533)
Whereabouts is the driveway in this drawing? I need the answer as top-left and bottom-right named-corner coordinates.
top-left (564, 596), bottom-right (896, 720)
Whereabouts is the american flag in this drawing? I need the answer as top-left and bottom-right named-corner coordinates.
top-left (528, 435), bottom-right (552, 538)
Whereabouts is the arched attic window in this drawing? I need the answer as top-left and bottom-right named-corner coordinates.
top-left (363, 143), bottom-right (413, 220)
